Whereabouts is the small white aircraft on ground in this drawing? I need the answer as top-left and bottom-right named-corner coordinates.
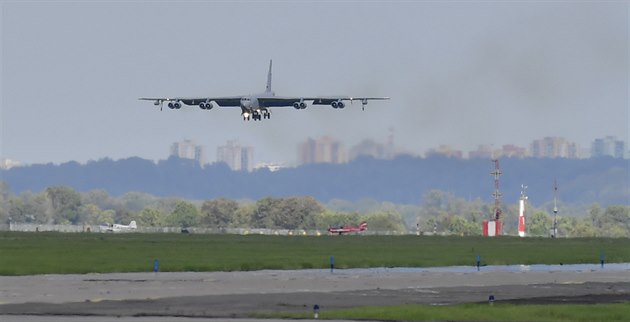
top-left (100, 220), bottom-right (137, 232)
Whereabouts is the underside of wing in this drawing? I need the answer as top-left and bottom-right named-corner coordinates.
top-left (257, 97), bottom-right (302, 107)
top-left (308, 97), bottom-right (344, 105)
top-left (307, 97), bottom-right (390, 105)
top-left (180, 97), bottom-right (241, 107)
top-left (258, 96), bottom-right (390, 107)
top-left (139, 97), bottom-right (242, 107)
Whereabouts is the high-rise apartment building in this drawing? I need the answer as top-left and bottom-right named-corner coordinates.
top-left (592, 136), bottom-right (628, 158)
top-left (216, 141), bottom-right (254, 171)
top-left (298, 136), bottom-right (346, 165)
top-left (529, 137), bottom-right (578, 158)
top-left (170, 139), bottom-right (207, 167)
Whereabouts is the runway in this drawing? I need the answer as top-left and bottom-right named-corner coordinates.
top-left (1, 266), bottom-right (629, 320)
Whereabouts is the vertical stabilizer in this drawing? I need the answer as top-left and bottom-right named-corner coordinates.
top-left (265, 60), bottom-right (272, 93)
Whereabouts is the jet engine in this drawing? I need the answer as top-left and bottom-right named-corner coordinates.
top-left (199, 102), bottom-right (213, 110)
top-left (331, 100), bottom-right (344, 109)
top-left (168, 101), bottom-right (181, 109)
top-left (293, 101), bottom-right (307, 110)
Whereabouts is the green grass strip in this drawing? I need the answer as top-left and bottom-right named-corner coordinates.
top-left (259, 302), bottom-right (630, 322)
top-left (1, 232), bottom-right (629, 275)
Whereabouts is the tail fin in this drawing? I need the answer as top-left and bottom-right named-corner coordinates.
top-left (265, 59), bottom-right (272, 93)
top-left (129, 221), bottom-right (137, 229)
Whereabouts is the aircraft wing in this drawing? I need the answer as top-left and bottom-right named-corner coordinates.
top-left (258, 96), bottom-right (389, 108)
top-left (139, 97), bottom-right (242, 107)
top-left (309, 96), bottom-right (389, 106)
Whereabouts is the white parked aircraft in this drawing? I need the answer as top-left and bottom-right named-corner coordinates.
top-left (140, 60), bottom-right (389, 121)
top-left (100, 220), bottom-right (137, 232)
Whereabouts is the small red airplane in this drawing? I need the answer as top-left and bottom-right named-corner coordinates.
top-left (327, 221), bottom-right (368, 235)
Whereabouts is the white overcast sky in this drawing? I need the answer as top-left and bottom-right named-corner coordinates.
top-left (1, 1), bottom-right (628, 165)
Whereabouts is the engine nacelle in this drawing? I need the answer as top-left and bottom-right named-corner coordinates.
top-left (154, 100), bottom-right (161, 106)
top-left (173, 102), bottom-right (181, 109)
top-left (293, 102), bottom-right (301, 110)
top-left (299, 102), bottom-right (307, 109)
top-left (199, 102), bottom-right (213, 110)
top-left (168, 102), bottom-right (175, 109)
top-left (331, 100), bottom-right (344, 109)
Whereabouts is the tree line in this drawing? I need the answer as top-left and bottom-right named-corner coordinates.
top-left (0, 183), bottom-right (406, 231)
top-left (1, 182), bottom-right (628, 237)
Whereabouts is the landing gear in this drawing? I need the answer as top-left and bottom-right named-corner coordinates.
top-left (242, 110), bottom-right (271, 121)
top-left (251, 112), bottom-right (271, 121)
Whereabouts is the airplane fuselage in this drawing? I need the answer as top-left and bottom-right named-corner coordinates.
top-left (240, 93), bottom-right (272, 120)
top-left (101, 221), bottom-right (137, 233)
top-left (327, 222), bottom-right (368, 235)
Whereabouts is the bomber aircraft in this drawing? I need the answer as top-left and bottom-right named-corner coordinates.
top-left (140, 60), bottom-right (389, 121)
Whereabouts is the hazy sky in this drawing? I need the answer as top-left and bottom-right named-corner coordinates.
top-left (1, 1), bottom-right (628, 165)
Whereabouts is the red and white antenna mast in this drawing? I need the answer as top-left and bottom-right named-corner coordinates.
top-left (518, 184), bottom-right (528, 237)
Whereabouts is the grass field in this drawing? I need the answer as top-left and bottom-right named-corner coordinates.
top-left (1, 232), bottom-right (629, 275)
top-left (260, 303), bottom-right (630, 322)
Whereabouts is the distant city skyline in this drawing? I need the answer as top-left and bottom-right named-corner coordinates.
top-left (5, 134), bottom-right (626, 171)
top-left (167, 134), bottom-right (628, 165)
top-left (2, 2), bottom-right (627, 166)
top-left (161, 134), bottom-right (630, 163)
